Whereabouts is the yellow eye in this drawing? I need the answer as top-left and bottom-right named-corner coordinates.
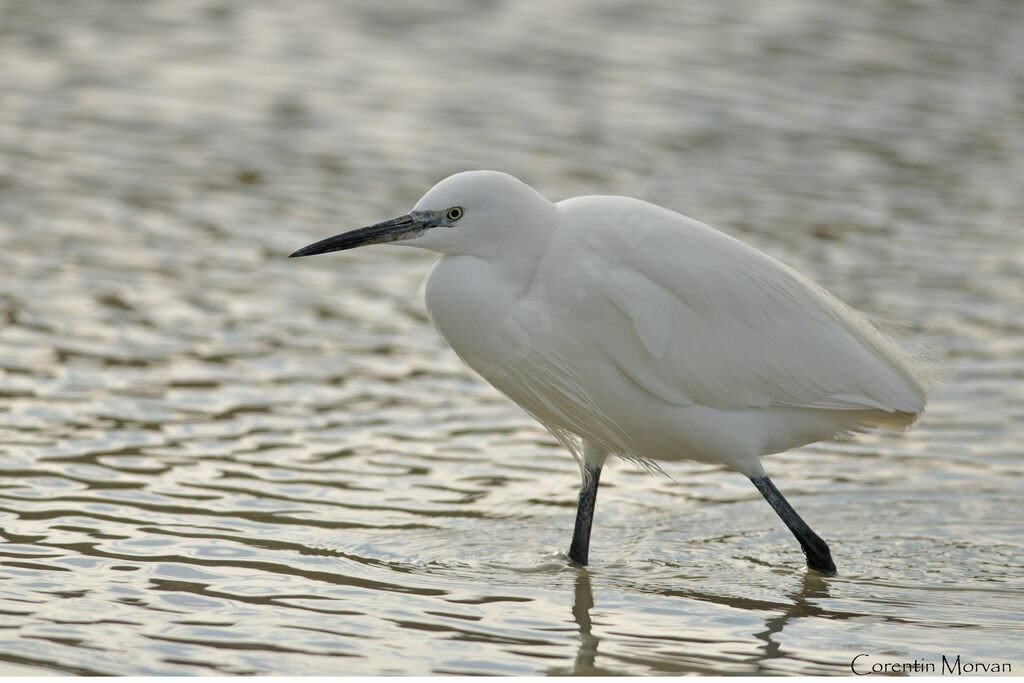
top-left (446, 206), bottom-right (464, 221)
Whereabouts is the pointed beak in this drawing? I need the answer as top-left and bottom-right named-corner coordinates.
top-left (290, 212), bottom-right (433, 258)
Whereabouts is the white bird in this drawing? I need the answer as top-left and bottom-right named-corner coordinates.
top-left (291, 171), bottom-right (936, 575)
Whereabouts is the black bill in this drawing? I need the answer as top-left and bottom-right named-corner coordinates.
top-left (290, 212), bottom-right (433, 258)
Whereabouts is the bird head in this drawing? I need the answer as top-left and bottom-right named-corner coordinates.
top-left (290, 170), bottom-right (556, 260)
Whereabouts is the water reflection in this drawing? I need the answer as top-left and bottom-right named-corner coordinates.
top-left (567, 569), bottom-right (604, 675)
top-left (752, 572), bottom-right (833, 670)
top-left (558, 567), bottom-right (838, 675)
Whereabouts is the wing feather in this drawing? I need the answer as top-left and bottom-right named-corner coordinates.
top-left (557, 196), bottom-right (933, 417)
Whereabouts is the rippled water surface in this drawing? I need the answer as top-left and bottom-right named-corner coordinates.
top-left (1, 0), bottom-right (1023, 676)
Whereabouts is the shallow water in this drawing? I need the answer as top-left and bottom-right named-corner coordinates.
top-left (1, 0), bottom-right (1022, 676)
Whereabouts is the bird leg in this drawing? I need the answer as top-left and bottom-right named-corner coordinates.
top-left (569, 463), bottom-right (602, 566)
top-left (750, 475), bottom-right (837, 575)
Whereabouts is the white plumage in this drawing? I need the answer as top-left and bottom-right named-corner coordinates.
top-left (292, 170), bottom-right (937, 574)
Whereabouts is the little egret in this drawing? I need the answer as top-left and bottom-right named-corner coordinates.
top-left (291, 171), bottom-right (935, 575)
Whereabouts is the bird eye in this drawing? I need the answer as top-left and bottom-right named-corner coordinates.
top-left (446, 206), bottom-right (464, 221)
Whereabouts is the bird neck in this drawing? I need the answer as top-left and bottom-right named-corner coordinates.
top-left (476, 205), bottom-right (559, 297)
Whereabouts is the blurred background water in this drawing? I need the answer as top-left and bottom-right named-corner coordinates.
top-left (1, 0), bottom-right (1022, 675)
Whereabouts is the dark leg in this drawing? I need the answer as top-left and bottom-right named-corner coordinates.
top-left (750, 475), bottom-right (837, 575)
top-left (569, 463), bottom-right (602, 565)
